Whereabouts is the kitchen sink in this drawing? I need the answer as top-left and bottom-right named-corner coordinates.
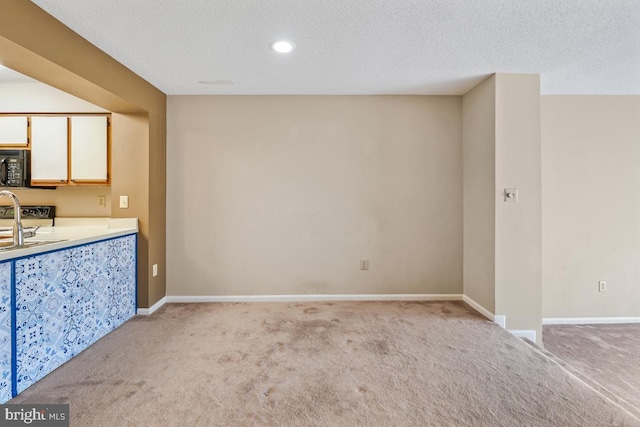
top-left (0, 239), bottom-right (68, 251)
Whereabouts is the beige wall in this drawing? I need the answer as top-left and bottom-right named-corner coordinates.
top-left (147, 109), bottom-right (167, 305)
top-left (494, 74), bottom-right (542, 340)
top-left (462, 75), bottom-right (496, 312)
top-left (0, 0), bottom-right (166, 308)
top-left (12, 187), bottom-right (110, 217)
top-left (542, 96), bottom-right (640, 318)
top-left (167, 96), bottom-right (462, 296)
top-left (111, 113), bottom-right (151, 305)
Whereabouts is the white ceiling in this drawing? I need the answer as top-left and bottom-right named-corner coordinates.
top-left (30, 0), bottom-right (640, 95)
top-left (0, 66), bottom-right (36, 83)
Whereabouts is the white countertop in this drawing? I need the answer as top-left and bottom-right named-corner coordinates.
top-left (0, 218), bottom-right (138, 262)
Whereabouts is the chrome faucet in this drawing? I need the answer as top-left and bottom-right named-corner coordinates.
top-left (0, 190), bottom-right (25, 246)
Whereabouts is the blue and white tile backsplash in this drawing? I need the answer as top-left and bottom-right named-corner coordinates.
top-left (13, 234), bottom-right (136, 395)
top-left (0, 262), bottom-right (12, 403)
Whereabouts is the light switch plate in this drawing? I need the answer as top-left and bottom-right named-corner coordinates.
top-left (504, 188), bottom-right (519, 202)
top-left (119, 195), bottom-right (129, 209)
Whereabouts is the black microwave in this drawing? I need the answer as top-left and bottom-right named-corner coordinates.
top-left (0, 150), bottom-right (31, 187)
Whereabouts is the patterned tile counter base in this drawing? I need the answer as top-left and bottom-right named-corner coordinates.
top-left (0, 233), bottom-right (136, 402)
top-left (0, 262), bottom-right (11, 403)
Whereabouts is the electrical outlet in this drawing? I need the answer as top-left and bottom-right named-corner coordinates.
top-left (598, 281), bottom-right (607, 292)
top-left (360, 259), bottom-right (369, 270)
top-left (98, 196), bottom-right (106, 207)
top-left (119, 195), bottom-right (129, 209)
top-left (153, 264), bottom-right (158, 277)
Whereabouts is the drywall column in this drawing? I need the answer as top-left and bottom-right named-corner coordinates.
top-left (494, 74), bottom-right (542, 342)
top-left (111, 113), bottom-right (151, 307)
top-left (462, 76), bottom-right (496, 313)
top-left (463, 74), bottom-right (542, 343)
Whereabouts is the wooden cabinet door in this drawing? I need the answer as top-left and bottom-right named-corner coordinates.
top-left (70, 116), bottom-right (108, 183)
top-left (0, 116), bottom-right (28, 146)
top-left (30, 116), bottom-right (69, 184)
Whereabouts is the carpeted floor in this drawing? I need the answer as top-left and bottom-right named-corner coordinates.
top-left (543, 323), bottom-right (640, 420)
top-left (10, 301), bottom-right (640, 426)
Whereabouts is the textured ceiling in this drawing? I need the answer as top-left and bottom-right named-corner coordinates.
top-left (30, 0), bottom-right (640, 95)
top-left (0, 66), bottom-right (36, 83)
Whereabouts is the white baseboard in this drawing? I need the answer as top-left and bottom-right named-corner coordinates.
top-left (145, 293), bottom-right (537, 342)
top-left (493, 315), bottom-right (506, 329)
top-left (543, 317), bottom-right (640, 325)
top-left (137, 296), bottom-right (167, 315)
top-left (460, 296), bottom-right (538, 343)
top-left (460, 296), bottom-right (509, 330)
top-left (461, 295), bottom-right (497, 321)
top-left (166, 294), bottom-right (463, 303)
top-left (510, 329), bottom-right (537, 342)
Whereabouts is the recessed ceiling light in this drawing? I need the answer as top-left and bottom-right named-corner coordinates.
top-left (272, 41), bottom-right (294, 53)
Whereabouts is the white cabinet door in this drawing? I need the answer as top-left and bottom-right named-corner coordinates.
top-left (0, 116), bottom-right (28, 146)
top-left (70, 116), bottom-right (108, 182)
top-left (31, 116), bottom-right (68, 182)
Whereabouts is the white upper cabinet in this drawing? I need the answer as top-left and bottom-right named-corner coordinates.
top-left (0, 116), bottom-right (28, 146)
top-left (30, 116), bottom-right (68, 182)
top-left (70, 116), bottom-right (108, 182)
top-left (2, 114), bottom-right (109, 186)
